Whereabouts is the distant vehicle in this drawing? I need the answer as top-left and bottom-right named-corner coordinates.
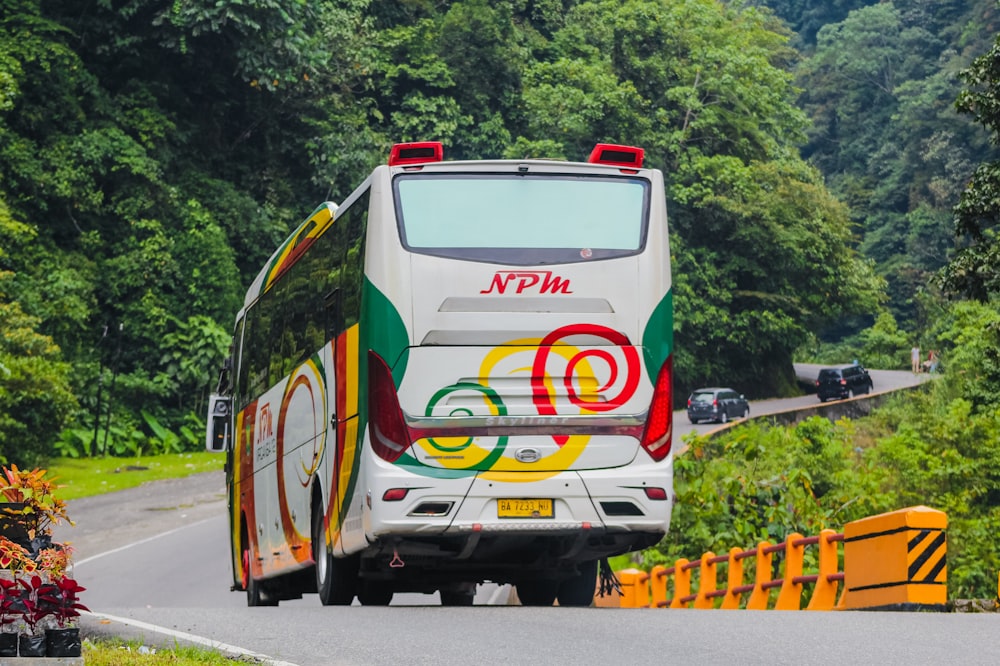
top-left (686, 388), bottom-right (749, 424)
top-left (815, 364), bottom-right (873, 402)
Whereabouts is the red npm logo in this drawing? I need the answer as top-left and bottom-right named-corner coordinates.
top-left (255, 403), bottom-right (274, 445)
top-left (480, 271), bottom-right (573, 295)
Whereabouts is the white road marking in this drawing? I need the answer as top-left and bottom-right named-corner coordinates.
top-left (74, 520), bottom-right (296, 666)
top-left (87, 611), bottom-right (300, 666)
top-left (71, 517), bottom-right (216, 569)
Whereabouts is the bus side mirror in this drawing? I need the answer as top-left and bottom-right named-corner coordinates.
top-left (206, 394), bottom-right (231, 452)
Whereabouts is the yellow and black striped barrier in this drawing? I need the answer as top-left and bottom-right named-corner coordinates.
top-left (840, 505), bottom-right (947, 610)
top-left (613, 505), bottom-right (948, 610)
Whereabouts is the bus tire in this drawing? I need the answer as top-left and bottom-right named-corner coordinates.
top-left (312, 507), bottom-right (356, 606)
top-left (243, 540), bottom-right (278, 607)
top-left (357, 581), bottom-right (393, 606)
top-left (516, 579), bottom-right (558, 606)
top-left (557, 560), bottom-right (597, 607)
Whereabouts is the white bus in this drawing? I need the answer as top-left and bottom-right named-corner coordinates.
top-left (207, 141), bottom-right (674, 606)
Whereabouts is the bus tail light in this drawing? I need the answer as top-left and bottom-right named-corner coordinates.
top-left (368, 351), bottom-right (412, 462)
top-left (382, 488), bottom-right (410, 501)
top-left (639, 357), bottom-right (673, 462)
top-left (587, 143), bottom-right (644, 168)
top-left (389, 141), bottom-right (444, 166)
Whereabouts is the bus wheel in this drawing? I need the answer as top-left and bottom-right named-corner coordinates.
top-left (357, 581), bottom-right (393, 606)
top-left (243, 542), bottom-right (277, 607)
top-left (312, 508), bottom-right (356, 606)
top-left (516, 579), bottom-right (558, 606)
top-left (556, 560), bottom-right (597, 607)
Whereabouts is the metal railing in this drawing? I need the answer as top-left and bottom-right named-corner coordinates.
top-left (620, 529), bottom-right (845, 610)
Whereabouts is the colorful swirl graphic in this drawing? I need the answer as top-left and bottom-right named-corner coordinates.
top-left (409, 323), bottom-right (641, 478)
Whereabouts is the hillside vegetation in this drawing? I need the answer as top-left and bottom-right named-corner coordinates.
top-left (658, 299), bottom-right (1000, 599)
top-left (1, 4), bottom-right (1000, 595)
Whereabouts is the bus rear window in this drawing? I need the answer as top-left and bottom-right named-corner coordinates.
top-left (394, 174), bottom-right (649, 265)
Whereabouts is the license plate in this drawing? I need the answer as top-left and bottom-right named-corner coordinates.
top-left (498, 498), bottom-right (553, 519)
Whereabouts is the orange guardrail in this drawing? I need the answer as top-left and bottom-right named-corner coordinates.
top-left (622, 529), bottom-right (844, 610)
top-left (616, 506), bottom-right (949, 611)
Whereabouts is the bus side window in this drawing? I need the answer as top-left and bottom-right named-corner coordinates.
top-left (280, 264), bottom-right (311, 373)
top-left (298, 218), bottom-right (336, 352)
top-left (342, 192), bottom-right (369, 329)
top-left (240, 305), bottom-right (268, 407)
top-left (325, 213), bottom-right (348, 338)
top-left (265, 279), bottom-right (289, 387)
top-left (232, 318), bottom-right (247, 408)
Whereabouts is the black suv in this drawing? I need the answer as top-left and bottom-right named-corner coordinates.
top-left (815, 364), bottom-right (873, 402)
top-left (686, 388), bottom-right (750, 424)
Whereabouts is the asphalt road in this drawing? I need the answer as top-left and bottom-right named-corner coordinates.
top-left (673, 363), bottom-right (930, 440)
top-left (53, 364), bottom-right (959, 665)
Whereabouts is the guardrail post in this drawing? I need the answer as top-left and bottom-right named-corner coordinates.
top-left (693, 552), bottom-right (718, 609)
top-left (746, 541), bottom-right (773, 610)
top-left (669, 558), bottom-right (691, 608)
top-left (806, 529), bottom-right (842, 610)
top-left (842, 505), bottom-right (948, 610)
top-left (720, 547), bottom-right (744, 609)
top-left (775, 533), bottom-right (805, 610)
top-left (649, 565), bottom-right (669, 608)
top-left (617, 568), bottom-right (650, 608)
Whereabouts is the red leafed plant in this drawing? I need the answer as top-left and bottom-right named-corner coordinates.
top-left (0, 577), bottom-right (19, 632)
top-left (14, 575), bottom-right (50, 635)
top-left (38, 576), bottom-right (89, 629)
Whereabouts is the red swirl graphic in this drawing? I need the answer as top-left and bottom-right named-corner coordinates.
top-left (276, 373), bottom-right (317, 565)
top-left (531, 323), bottom-right (640, 445)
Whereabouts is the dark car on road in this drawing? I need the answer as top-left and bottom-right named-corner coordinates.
top-left (686, 388), bottom-right (750, 424)
top-left (815, 364), bottom-right (873, 402)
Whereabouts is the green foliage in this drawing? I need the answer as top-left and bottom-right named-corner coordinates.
top-left (931, 300), bottom-right (1000, 412)
top-left (795, 0), bottom-right (1000, 328)
top-left (857, 311), bottom-right (911, 370)
top-left (0, 274), bottom-right (77, 467)
top-left (0, 0), bottom-right (902, 452)
top-left (156, 315), bottom-right (231, 417)
top-left (671, 158), bottom-right (884, 397)
top-left (657, 417), bottom-right (888, 567)
top-left (659, 298), bottom-right (1000, 599)
top-left (945, 26), bottom-right (1000, 301)
top-left (141, 411), bottom-right (183, 456)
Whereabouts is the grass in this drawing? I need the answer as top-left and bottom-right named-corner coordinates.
top-left (83, 638), bottom-right (259, 664)
top-left (45, 452), bottom-right (224, 501)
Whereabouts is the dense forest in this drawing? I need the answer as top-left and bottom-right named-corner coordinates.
top-left (1, 0), bottom-right (1000, 467)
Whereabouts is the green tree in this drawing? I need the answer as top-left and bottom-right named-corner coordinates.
top-left (512, 0), bottom-right (884, 396)
top-left (943, 30), bottom-right (1000, 301)
top-left (796, 1), bottom-right (1000, 328)
top-left (0, 203), bottom-right (76, 465)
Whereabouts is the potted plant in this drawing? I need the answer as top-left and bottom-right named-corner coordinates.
top-left (13, 574), bottom-right (49, 657)
top-left (0, 465), bottom-right (72, 557)
top-left (38, 575), bottom-right (88, 657)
